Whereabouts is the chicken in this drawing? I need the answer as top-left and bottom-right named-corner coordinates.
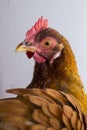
top-left (16, 16), bottom-right (87, 114)
top-left (0, 16), bottom-right (87, 130)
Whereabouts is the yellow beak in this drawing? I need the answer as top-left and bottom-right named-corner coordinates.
top-left (15, 43), bottom-right (35, 52)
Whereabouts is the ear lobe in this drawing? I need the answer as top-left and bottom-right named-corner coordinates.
top-left (49, 43), bottom-right (64, 64)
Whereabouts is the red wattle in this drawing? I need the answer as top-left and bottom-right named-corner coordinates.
top-left (26, 51), bottom-right (34, 58)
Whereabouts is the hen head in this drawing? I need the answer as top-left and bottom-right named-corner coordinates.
top-left (16, 16), bottom-right (64, 63)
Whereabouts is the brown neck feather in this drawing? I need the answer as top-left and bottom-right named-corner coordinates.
top-left (27, 38), bottom-right (82, 92)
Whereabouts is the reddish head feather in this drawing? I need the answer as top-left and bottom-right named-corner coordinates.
top-left (25, 16), bottom-right (48, 42)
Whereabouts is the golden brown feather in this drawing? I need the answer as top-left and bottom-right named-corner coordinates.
top-left (0, 88), bottom-right (87, 130)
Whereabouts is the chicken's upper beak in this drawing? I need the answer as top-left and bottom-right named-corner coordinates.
top-left (15, 42), bottom-right (36, 52)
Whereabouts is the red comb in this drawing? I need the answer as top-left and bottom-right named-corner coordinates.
top-left (25, 16), bottom-right (48, 42)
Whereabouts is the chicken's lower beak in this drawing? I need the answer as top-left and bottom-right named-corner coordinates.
top-left (15, 43), bottom-right (35, 52)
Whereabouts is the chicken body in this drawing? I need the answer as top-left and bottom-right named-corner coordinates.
top-left (0, 17), bottom-right (87, 130)
top-left (0, 88), bottom-right (87, 130)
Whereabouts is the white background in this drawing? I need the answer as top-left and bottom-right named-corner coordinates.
top-left (0, 0), bottom-right (87, 98)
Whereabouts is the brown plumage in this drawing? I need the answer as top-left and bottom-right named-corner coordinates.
top-left (0, 17), bottom-right (87, 129)
top-left (0, 88), bottom-right (87, 130)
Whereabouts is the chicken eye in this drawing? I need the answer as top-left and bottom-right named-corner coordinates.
top-left (44, 41), bottom-right (51, 46)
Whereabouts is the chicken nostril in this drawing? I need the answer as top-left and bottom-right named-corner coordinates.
top-left (25, 42), bottom-right (29, 45)
top-left (23, 41), bottom-right (32, 46)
